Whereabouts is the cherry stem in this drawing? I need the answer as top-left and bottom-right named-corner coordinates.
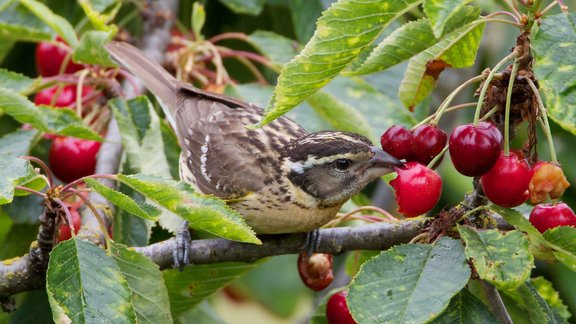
top-left (481, 18), bottom-right (523, 28)
top-left (480, 104), bottom-right (500, 121)
top-left (524, 77), bottom-right (558, 163)
top-left (503, 60), bottom-right (519, 156)
top-left (14, 186), bottom-right (47, 198)
top-left (76, 69), bottom-right (90, 118)
top-left (483, 11), bottom-right (520, 23)
top-left (474, 50), bottom-right (518, 126)
top-left (455, 205), bottom-right (486, 223)
top-left (414, 103), bottom-right (477, 129)
top-left (427, 144), bottom-right (448, 169)
top-left (52, 197), bottom-right (76, 236)
top-left (20, 156), bottom-right (54, 188)
top-left (325, 206), bottom-right (397, 227)
top-left (60, 174), bottom-right (118, 194)
top-left (504, 0), bottom-right (522, 18)
top-left (208, 32), bottom-right (248, 44)
top-left (68, 187), bottom-right (113, 249)
top-left (540, 1), bottom-right (558, 15)
top-left (425, 75), bottom-right (485, 127)
top-left (408, 232), bottom-right (429, 244)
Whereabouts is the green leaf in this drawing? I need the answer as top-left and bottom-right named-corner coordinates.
top-left (0, 129), bottom-right (38, 159)
top-left (78, 0), bottom-right (119, 33)
top-left (543, 226), bottom-right (576, 271)
top-left (533, 12), bottom-right (576, 135)
top-left (509, 282), bottom-right (566, 324)
top-left (531, 277), bottom-right (571, 321)
top-left (175, 301), bottom-right (226, 324)
top-left (0, 2), bottom-right (53, 42)
top-left (348, 237), bottom-right (470, 323)
top-left (111, 243), bottom-right (173, 324)
top-left (262, 0), bottom-right (422, 126)
top-left (0, 88), bottom-right (102, 141)
top-left (287, 0), bottom-right (323, 43)
top-left (490, 206), bottom-right (555, 262)
top-left (458, 225), bottom-right (533, 290)
top-left (347, 6), bottom-right (478, 75)
top-left (191, 2), bottom-right (205, 41)
top-left (430, 289), bottom-right (497, 323)
top-left (117, 174), bottom-right (260, 244)
top-left (423, 0), bottom-right (472, 38)
top-left (345, 250), bottom-right (379, 277)
top-left (164, 261), bottom-right (262, 317)
top-left (399, 19), bottom-right (484, 109)
top-left (0, 39), bottom-right (14, 64)
top-left (46, 238), bottom-right (137, 323)
top-left (0, 68), bottom-right (38, 95)
top-left (248, 30), bottom-right (300, 69)
top-left (19, 0), bottom-right (77, 47)
top-left (306, 90), bottom-right (376, 142)
top-left (73, 30), bottom-right (116, 66)
top-left (109, 97), bottom-right (172, 177)
top-left (0, 156), bottom-right (38, 205)
top-left (85, 178), bottom-right (160, 220)
top-left (217, 0), bottom-right (265, 15)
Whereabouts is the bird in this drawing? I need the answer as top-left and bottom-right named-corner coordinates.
top-left (106, 41), bottom-right (402, 235)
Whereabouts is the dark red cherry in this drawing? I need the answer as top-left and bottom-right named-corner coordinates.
top-left (49, 137), bottom-right (102, 183)
top-left (36, 37), bottom-right (84, 77)
top-left (529, 202), bottom-right (576, 233)
top-left (380, 125), bottom-right (414, 160)
top-left (390, 162), bottom-right (442, 217)
top-left (411, 124), bottom-right (447, 165)
top-left (58, 207), bottom-right (82, 242)
top-left (481, 152), bottom-right (532, 208)
top-left (326, 290), bottom-right (356, 324)
top-left (449, 122), bottom-right (502, 176)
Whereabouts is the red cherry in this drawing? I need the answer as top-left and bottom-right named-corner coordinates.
top-left (58, 207), bottom-right (82, 241)
top-left (390, 162), bottom-right (442, 217)
top-left (411, 125), bottom-right (447, 165)
top-left (36, 37), bottom-right (84, 77)
top-left (35, 85), bottom-right (94, 108)
top-left (326, 290), bottom-right (356, 324)
top-left (481, 153), bottom-right (532, 208)
top-left (49, 137), bottom-right (102, 183)
top-left (297, 253), bottom-right (334, 291)
top-left (529, 203), bottom-right (576, 233)
top-left (380, 125), bottom-right (414, 161)
top-left (449, 122), bottom-right (502, 176)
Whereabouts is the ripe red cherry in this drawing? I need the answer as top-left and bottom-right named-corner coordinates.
top-left (380, 125), bottom-right (414, 160)
top-left (449, 122), bottom-right (502, 176)
top-left (411, 125), bottom-right (447, 165)
top-left (58, 207), bottom-right (82, 241)
top-left (49, 137), bottom-right (102, 183)
top-left (35, 85), bottom-right (94, 108)
top-left (481, 153), bottom-right (532, 208)
top-left (297, 252), bottom-right (334, 291)
top-left (36, 37), bottom-right (84, 77)
top-left (390, 162), bottom-right (442, 217)
top-left (326, 290), bottom-right (356, 324)
top-left (529, 203), bottom-right (576, 233)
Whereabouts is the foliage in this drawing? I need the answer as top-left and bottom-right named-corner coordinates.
top-left (1, 0), bottom-right (576, 323)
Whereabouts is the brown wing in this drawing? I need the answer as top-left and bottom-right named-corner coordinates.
top-left (175, 86), bottom-right (308, 199)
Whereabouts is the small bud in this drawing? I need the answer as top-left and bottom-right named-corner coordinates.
top-left (297, 252), bottom-right (334, 291)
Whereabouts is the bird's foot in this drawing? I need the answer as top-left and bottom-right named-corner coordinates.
top-left (173, 221), bottom-right (191, 272)
top-left (300, 229), bottom-right (321, 256)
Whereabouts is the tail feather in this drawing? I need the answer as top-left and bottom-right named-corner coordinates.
top-left (106, 41), bottom-right (178, 123)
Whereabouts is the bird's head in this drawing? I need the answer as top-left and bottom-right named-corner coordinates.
top-left (282, 131), bottom-right (402, 207)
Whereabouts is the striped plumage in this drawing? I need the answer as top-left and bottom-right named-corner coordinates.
top-left (106, 42), bottom-right (401, 234)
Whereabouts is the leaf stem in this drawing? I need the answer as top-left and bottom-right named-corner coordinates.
top-left (455, 205), bottom-right (486, 223)
top-left (20, 156), bottom-right (54, 188)
top-left (523, 77), bottom-right (557, 163)
top-left (60, 174), bottom-right (118, 194)
top-left (424, 75), bottom-right (485, 127)
top-left (69, 187), bottom-right (113, 249)
top-left (481, 18), bottom-right (523, 28)
top-left (474, 51), bottom-right (518, 126)
top-left (480, 280), bottom-right (513, 324)
top-left (503, 60), bottom-right (519, 156)
top-left (14, 186), bottom-right (47, 198)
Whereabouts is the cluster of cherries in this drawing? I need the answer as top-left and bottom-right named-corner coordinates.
top-left (380, 121), bottom-right (575, 233)
top-left (32, 37), bottom-right (104, 240)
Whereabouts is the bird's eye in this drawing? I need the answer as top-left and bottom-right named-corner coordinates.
top-left (334, 158), bottom-right (352, 171)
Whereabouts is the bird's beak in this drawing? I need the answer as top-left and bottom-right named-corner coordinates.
top-left (368, 146), bottom-right (403, 170)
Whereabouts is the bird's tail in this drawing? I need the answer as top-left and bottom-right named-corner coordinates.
top-left (106, 41), bottom-right (179, 125)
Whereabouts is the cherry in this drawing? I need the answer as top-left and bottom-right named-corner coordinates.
top-left (411, 124), bottom-right (447, 165)
top-left (449, 122), bottom-right (502, 176)
top-left (480, 152), bottom-right (532, 208)
top-left (390, 162), bottom-right (442, 217)
top-left (529, 203), bottom-right (576, 233)
top-left (529, 162), bottom-right (570, 204)
top-left (49, 137), bottom-right (102, 183)
top-left (297, 252), bottom-right (334, 291)
top-left (35, 85), bottom-right (94, 108)
top-left (326, 290), bottom-right (356, 324)
top-left (58, 207), bottom-right (82, 241)
top-left (380, 125), bottom-right (414, 161)
top-left (36, 37), bottom-right (84, 77)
